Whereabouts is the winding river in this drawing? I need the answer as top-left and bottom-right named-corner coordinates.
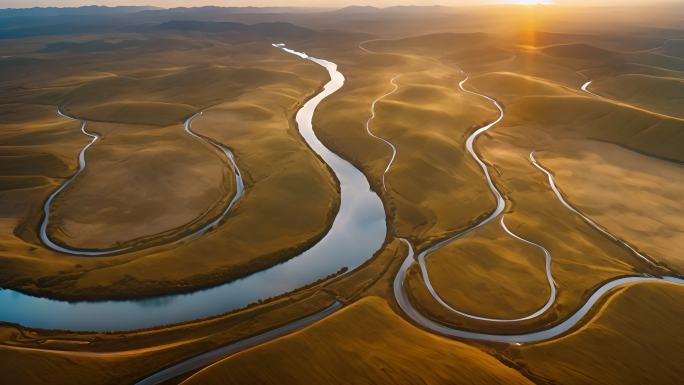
top-left (182, 112), bottom-right (244, 238)
top-left (581, 80), bottom-right (600, 97)
top-left (529, 151), bottom-right (656, 266)
top-left (0, 44), bottom-right (386, 331)
top-left (365, 75), bottom-right (401, 191)
top-left (136, 47), bottom-right (684, 383)
top-left (414, 73), bottom-right (557, 322)
top-left (391, 74), bottom-right (682, 343)
top-left (39, 109), bottom-right (130, 256)
top-left (394, 239), bottom-right (684, 344)
top-left (40, 109), bottom-right (244, 256)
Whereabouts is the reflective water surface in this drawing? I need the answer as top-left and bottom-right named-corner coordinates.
top-left (0, 45), bottom-right (386, 331)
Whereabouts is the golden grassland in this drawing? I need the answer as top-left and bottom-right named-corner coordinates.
top-left (505, 94), bottom-right (684, 163)
top-left (0, 240), bottom-right (405, 385)
top-left (47, 121), bottom-right (233, 250)
top-left (368, 31), bottom-right (684, 158)
top-left (590, 73), bottom-right (684, 119)
top-left (508, 283), bottom-right (684, 385)
top-left (58, 65), bottom-right (320, 126)
top-left (181, 297), bottom-right (534, 385)
top-left (540, 141), bottom-right (684, 272)
top-left (107, 28), bottom-right (684, 384)
top-left (310, 42), bottom-right (499, 250)
top-left (0, 39), bottom-right (341, 299)
top-left (364, 32), bottom-right (680, 334)
top-left (0, 104), bottom-right (86, 179)
top-left (423, 223), bottom-right (552, 320)
top-left (0, 8), bottom-right (683, 385)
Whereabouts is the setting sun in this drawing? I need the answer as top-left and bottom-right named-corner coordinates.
top-left (501, 0), bottom-right (553, 4)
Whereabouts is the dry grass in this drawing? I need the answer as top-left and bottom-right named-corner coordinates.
top-left (181, 297), bottom-right (533, 385)
top-left (1, 10), bottom-right (683, 385)
top-left (0, 40), bottom-right (339, 300)
top-left (45, 121), bottom-right (232, 250)
top-left (506, 95), bottom-right (684, 162)
top-left (591, 73), bottom-right (684, 119)
top-left (510, 282), bottom-right (684, 385)
top-left (540, 141), bottom-right (684, 272)
top-left (312, 45), bottom-right (498, 249)
top-left (424, 223), bottom-right (552, 320)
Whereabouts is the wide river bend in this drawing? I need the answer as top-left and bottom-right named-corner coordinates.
top-left (0, 44), bottom-right (386, 331)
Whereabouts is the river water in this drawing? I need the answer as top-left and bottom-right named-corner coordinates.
top-left (0, 44), bottom-right (386, 332)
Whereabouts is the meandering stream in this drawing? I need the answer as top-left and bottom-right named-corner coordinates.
top-left (38, 109), bottom-right (130, 256)
top-left (40, 109), bottom-right (244, 256)
top-left (181, 112), bottom-right (244, 238)
top-left (0, 44), bottom-right (386, 331)
top-left (414, 73), bottom-right (557, 322)
top-left (391, 74), bottom-right (683, 342)
top-left (364, 75), bottom-right (401, 191)
top-left (394, 239), bottom-right (684, 343)
top-left (529, 151), bottom-right (655, 266)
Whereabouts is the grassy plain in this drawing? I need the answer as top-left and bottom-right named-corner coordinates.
top-left (590, 74), bottom-right (684, 119)
top-left (46, 121), bottom-right (232, 250)
top-left (540, 141), bottom-right (684, 272)
top-left (182, 297), bottom-right (533, 385)
top-left (0, 36), bottom-right (340, 299)
top-left (0, 4), bottom-right (683, 385)
top-left (0, 240), bottom-right (404, 385)
top-left (310, 41), bottom-right (498, 250)
top-left (508, 282), bottom-right (684, 385)
top-left (358, 30), bottom-right (682, 334)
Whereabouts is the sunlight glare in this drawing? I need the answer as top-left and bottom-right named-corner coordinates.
top-left (500, 0), bottom-right (554, 5)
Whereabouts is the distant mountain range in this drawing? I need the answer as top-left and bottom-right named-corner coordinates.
top-left (0, 5), bottom-right (453, 18)
top-left (0, 4), bottom-right (468, 40)
top-left (0, 6), bottom-right (326, 18)
top-left (334, 5), bottom-right (451, 14)
top-left (138, 6), bottom-right (327, 15)
top-left (0, 6), bottom-right (161, 18)
top-left (154, 21), bottom-right (315, 38)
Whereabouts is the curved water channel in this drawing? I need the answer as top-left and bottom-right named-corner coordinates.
top-left (415, 74), bottom-right (557, 322)
top-left (529, 151), bottom-right (656, 266)
top-left (136, 68), bottom-right (684, 380)
top-left (39, 109), bottom-right (130, 255)
top-left (394, 239), bottom-right (684, 344)
top-left (40, 109), bottom-right (244, 256)
top-left (181, 112), bottom-right (244, 239)
top-left (365, 75), bottom-right (401, 191)
top-left (0, 44), bottom-right (386, 331)
top-left (581, 80), bottom-right (600, 97)
top-left (392, 74), bottom-right (682, 342)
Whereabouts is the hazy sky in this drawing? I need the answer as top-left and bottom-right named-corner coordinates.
top-left (0, 0), bottom-right (667, 8)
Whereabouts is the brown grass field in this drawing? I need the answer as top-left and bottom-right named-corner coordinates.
top-left (47, 121), bottom-right (233, 250)
top-left (0, 38), bottom-right (340, 299)
top-left (508, 282), bottom-right (684, 384)
top-left (0, 4), bottom-right (683, 385)
top-left (181, 297), bottom-right (534, 385)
